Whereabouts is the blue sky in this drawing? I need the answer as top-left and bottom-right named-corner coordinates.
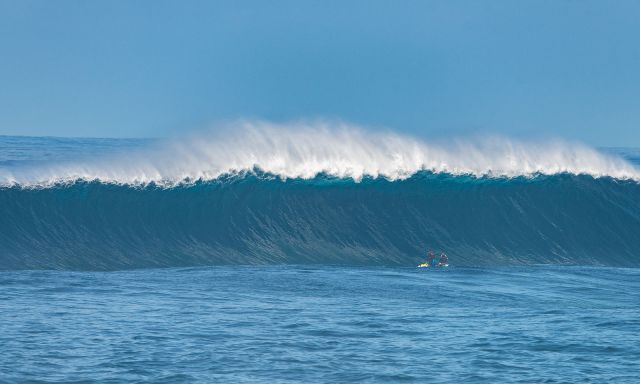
top-left (1, 0), bottom-right (639, 145)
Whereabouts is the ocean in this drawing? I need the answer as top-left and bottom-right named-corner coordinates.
top-left (1, 127), bottom-right (640, 382)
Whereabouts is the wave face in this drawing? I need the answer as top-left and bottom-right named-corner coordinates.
top-left (2, 173), bottom-right (640, 270)
top-left (1, 123), bottom-right (640, 270)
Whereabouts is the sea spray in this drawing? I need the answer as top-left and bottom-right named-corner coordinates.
top-left (2, 121), bottom-right (638, 187)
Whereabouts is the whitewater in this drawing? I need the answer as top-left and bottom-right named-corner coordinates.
top-left (1, 121), bottom-right (639, 187)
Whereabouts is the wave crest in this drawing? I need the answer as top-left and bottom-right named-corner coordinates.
top-left (2, 121), bottom-right (639, 187)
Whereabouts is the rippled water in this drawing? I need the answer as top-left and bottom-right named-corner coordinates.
top-left (1, 265), bottom-right (639, 383)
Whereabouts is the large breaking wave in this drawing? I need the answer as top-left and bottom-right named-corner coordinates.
top-left (1, 122), bottom-right (640, 270)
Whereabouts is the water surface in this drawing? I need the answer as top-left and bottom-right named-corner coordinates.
top-left (1, 265), bottom-right (638, 383)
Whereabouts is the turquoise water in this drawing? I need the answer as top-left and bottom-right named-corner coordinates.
top-left (1, 265), bottom-right (639, 383)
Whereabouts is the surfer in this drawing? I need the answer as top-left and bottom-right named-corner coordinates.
top-left (426, 249), bottom-right (435, 266)
top-left (438, 252), bottom-right (448, 267)
top-left (431, 250), bottom-right (440, 267)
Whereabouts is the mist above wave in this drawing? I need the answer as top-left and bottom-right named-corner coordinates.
top-left (2, 121), bottom-right (639, 186)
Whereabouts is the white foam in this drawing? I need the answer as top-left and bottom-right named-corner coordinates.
top-left (2, 120), bottom-right (639, 187)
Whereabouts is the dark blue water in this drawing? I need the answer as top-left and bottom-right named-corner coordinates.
top-left (1, 265), bottom-right (639, 383)
top-left (3, 173), bottom-right (640, 270)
